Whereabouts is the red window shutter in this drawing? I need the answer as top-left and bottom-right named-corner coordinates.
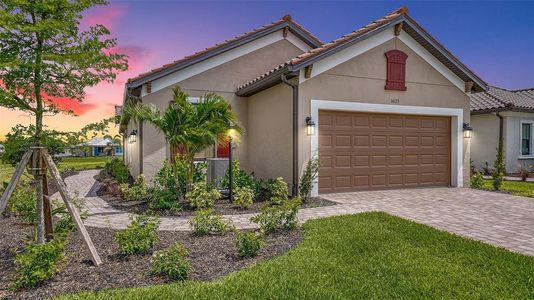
top-left (385, 50), bottom-right (408, 91)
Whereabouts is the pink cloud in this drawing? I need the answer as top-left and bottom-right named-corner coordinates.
top-left (44, 94), bottom-right (97, 116)
top-left (81, 4), bottom-right (127, 31)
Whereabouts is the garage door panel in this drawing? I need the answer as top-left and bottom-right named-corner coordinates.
top-left (319, 111), bottom-right (451, 192)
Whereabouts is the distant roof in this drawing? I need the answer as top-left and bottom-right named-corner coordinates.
top-left (470, 86), bottom-right (534, 113)
top-left (126, 15), bottom-right (322, 88)
top-left (237, 6), bottom-right (487, 96)
top-left (85, 137), bottom-right (119, 147)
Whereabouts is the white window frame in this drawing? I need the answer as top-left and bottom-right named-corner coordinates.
top-left (519, 120), bottom-right (534, 159)
top-left (187, 96), bottom-right (200, 104)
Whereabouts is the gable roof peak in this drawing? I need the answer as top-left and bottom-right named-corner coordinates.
top-left (282, 14), bottom-right (292, 21)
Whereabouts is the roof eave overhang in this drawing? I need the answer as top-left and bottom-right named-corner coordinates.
top-left (127, 22), bottom-right (322, 89)
top-left (236, 66), bottom-right (298, 97)
top-left (471, 107), bottom-right (534, 115)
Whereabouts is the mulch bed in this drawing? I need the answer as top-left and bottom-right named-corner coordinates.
top-left (96, 174), bottom-right (337, 217)
top-left (0, 217), bottom-right (303, 299)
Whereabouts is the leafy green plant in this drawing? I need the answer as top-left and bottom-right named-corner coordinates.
top-left (235, 231), bottom-right (264, 258)
top-left (8, 183), bottom-right (37, 224)
top-left (493, 139), bottom-right (506, 190)
top-left (11, 235), bottom-right (67, 290)
top-left (299, 156), bottom-right (320, 202)
top-left (115, 214), bottom-right (160, 255)
top-left (186, 181), bottom-right (220, 209)
top-left (189, 209), bottom-right (232, 236)
top-left (250, 198), bottom-right (302, 233)
top-left (222, 160), bottom-right (261, 198)
top-left (120, 174), bottom-right (148, 202)
top-left (268, 177), bottom-right (289, 205)
top-left (233, 186), bottom-right (254, 209)
top-left (470, 171), bottom-right (484, 189)
top-left (104, 158), bottom-right (129, 184)
top-left (151, 243), bottom-right (191, 281)
top-left (52, 193), bottom-right (88, 234)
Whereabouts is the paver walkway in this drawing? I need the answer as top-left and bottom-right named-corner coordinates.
top-left (52, 170), bottom-right (534, 256)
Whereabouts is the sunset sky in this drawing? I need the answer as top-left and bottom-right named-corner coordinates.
top-left (1, 0), bottom-right (533, 141)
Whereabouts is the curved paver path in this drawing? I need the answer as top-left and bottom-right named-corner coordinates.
top-left (52, 170), bottom-right (534, 256)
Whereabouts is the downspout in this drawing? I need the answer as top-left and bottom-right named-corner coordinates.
top-left (281, 74), bottom-right (299, 197)
top-left (496, 112), bottom-right (504, 144)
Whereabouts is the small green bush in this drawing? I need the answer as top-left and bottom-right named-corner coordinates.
top-left (186, 181), bottom-right (220, 209)
top-left (8, 183), bottom-right (37, 224)
top-left (235, 231), bottom-right (264, 258)
top-left (492, 139), bottom-right (506, 190)
top-left (150, 161), bottom-right (181, 210)
top-left (250, 198), bottom-right (302, 233)
top-left (104, 158), bottom-right (129, 184)
top-left (115, 214), bottom-right (160, 255)
top-left (189, 209), bottom-right (232, 236)
top-left (121, 174), bottom-right (148, 202)
top-left (268, 177), bottom-right (288, 205)
top-left (151, 243), bottom-right (191, 281)
top-left (12, 235), bottom-right (67, 290)
top-left (222, 160), bottom-right (261, 198)
top-left (470, 171), bottom-right (484, 189)
top-left (299, 156), bottom-right (319, 202)
top-left (233, 186), bottom-right (254, 209)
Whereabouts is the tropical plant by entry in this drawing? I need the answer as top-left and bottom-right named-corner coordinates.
top-left (125, 86), bottom-right (242, 189)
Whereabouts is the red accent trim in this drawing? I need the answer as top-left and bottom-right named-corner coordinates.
top-left (217, 143), bottom-right (230, 158)
top-left (385, 50), bottom-right (408, 91)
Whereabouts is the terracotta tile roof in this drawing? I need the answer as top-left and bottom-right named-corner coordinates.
top-left (127, 15), bottom-right (322, 85)
top-left (470, 86), bottom-right (534, 112)
top-left (237, 7), bottom-right (408, 91)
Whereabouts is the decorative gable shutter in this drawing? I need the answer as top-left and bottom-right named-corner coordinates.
top-left (385, 50), bottom-right (408, 91)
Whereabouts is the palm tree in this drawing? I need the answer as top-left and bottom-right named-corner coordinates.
top-left (103, 134), bottom-right (122, 157)
top-left (125, 86), bottom-right (242, 188)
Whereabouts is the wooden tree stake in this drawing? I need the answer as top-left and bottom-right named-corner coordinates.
top-left (42, 155), bottom-right (54, 241)
top-left (42, 150), bottom-right (102, 266)
top-left (0, 150), bottom-right (32, 216)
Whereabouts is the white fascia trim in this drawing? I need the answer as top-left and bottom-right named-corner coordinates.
top-left (142, 31), bottom-right (310, 96)
top-left (398, 31), bottom-right (465, 92)
top-left (299, 29), bottom-right (394, 84)
top-left (310, 99), bottom-right (464, 196)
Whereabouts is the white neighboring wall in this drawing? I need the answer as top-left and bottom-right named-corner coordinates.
top-left (503, 111), bottom-right (534, 173)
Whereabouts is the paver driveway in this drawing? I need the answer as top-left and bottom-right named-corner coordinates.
top-left (321, 188), bottom-right (534, 256)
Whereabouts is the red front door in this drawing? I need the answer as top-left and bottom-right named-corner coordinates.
top-left (217, 143), bottom-right (230, 158)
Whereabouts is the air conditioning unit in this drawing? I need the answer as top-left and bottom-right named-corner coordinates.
top-left (205, 158), bottom-right (229, 187)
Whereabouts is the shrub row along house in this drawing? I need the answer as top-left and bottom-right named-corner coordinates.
top-left (470, 87), bottom-right (534, 174)
top-left (119, 6), bottom-right (496, 196)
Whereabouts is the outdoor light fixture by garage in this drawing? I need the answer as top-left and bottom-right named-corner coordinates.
top-left (129, 130), bottom-right (137, 143)
top-left (306, 116), bottom-right (316, 136)
top-left (463, 123), bottom-right (473, 138)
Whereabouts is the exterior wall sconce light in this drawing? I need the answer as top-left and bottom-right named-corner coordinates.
top-left (463, 123), bottom-right (473, 139)
top-left (129, 130), bottom-right (137, 143)
top-left (306, 116), bottom-right (316, 136)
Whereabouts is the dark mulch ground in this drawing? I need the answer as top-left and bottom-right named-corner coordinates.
top-left (0, 216), bottom-right (303, 299)
top-left (96, 175), bottom-right (336, 217)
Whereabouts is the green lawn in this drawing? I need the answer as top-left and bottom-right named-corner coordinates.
top-left (482, 179), bottom-right (534, 197)
top-left (61, 212), bottom-right (534, 300)
top-left (58, 156), bottom-right (110, 171)
top-left (0, 162), bottom-right (15, 183)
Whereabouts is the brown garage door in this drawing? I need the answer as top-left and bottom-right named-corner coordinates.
top-left (318, 110), bottom-right (451, 193)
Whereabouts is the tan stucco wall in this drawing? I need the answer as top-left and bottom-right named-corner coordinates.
top-left (131, 38), bottom-right (304, 181)
top-left (247, 83), bottom-right (293, 181)
top-left (297, 37), bottom-right (471, 187)
top-left (471, 113), bottom-right (500, 172)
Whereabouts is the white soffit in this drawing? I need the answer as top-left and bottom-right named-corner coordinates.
top-left (142, 31), bottom-right (312, 96)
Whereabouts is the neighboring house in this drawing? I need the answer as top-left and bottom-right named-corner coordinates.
top-left (470, 86), bottom-right (534, 173)
top-left (119, 7), bottom-right (487, 196)
top-left (0, 144), bottom-right (4, 155)
top-left (86, 137), bottom-right (123, 157)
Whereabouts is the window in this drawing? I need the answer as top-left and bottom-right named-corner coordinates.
top-left (384, 49), bottom-right (408, 91)
top-left (521, 122), bottom-right (532, 156)
top-left (187, 96), bottom-right (199, 104)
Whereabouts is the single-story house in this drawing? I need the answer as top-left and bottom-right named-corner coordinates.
top-left (86, 137), bottom-right (123, 157)
top-left (470, 86), bottom-right (534, 173)
top-left (119, 6), bottom-right (487, 196)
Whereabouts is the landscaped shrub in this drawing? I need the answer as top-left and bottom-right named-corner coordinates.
top-left (222, 160), bottom-right (261, 198)
top-left (150, 160), bottom-right (181, 210)
top-left (492, 139), bottom-right (506, 190)
top-left (233, 186), bottom-right (254, 209)
top-left (189, 209), bottom-right (232, 235)
top-left (120, 174), bottom-right (148, 202)
top-left (268, 177), bottom-right (288, 205)
top-left (151, 243), bottom-right (191, 281)
top-left (8, 183), bottom-right (37, 224)
top-left (104, 157), bottom-right (129, 184)
top-left (235, 231), bottom-right (264, 258)
top-left (11, 235), bottom-right (67, 290)
top-left (186, 181), bottom-right (220, 209)
top-left (52, 193), bottom-right (88, 233)
top-left (470, 171), bottom-right (484, 189)
top-left (299, 156), bottom-right (320, 203)
top-left (250, 198), bottom-right (302, 233)
top-left (115, 214), bottom-right (160, 255)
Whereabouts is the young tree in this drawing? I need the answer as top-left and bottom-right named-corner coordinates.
top-left (0, 0), bottom-right (128, 244)
top-left (492, 138), bottom-right (506, 190)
